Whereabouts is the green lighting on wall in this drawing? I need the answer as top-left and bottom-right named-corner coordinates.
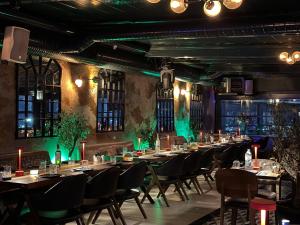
top-left (142, 70), bottom-right (160, 77)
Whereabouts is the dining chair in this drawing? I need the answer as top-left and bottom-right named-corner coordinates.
top-left (195, 148), bottom-right (215, 190)
top-left (180, 151), bottom-right (204, 197)
top-left (81, 167), bottom-right (123, 225)
top-left (115, 161), bottom-right (148, 223)
top-left (153, 154), bottom-right (186, 204)
top-left (29, 174), bottom-right (88, 225)
top-left (215, 168), bottom-right (258, 225)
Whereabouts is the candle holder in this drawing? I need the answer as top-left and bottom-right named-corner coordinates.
top-left (16, 146), bottom-right (24, 177)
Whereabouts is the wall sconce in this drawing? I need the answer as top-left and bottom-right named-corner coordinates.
top-left (75, 78), bottom-right (83, 88)
top-left (180, 89), bottom-right (186, 96)
top-left (279, 51), bottom-right (300, 65)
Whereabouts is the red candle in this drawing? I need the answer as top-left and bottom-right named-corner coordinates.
top-left (254, 146), bottom-right (258, 160)
top-left (18, 147), bottom-right (22, 170)
top-left (81, 141), bottom-right (87, 160)
top-left (138, 137), bottom-right (141, 150)
top-left (167, 135), bottom-right (170, 147)
top-left (199, 131), bottom-right (203, 142)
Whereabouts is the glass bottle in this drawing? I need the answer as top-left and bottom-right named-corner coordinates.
top-left (55, 144), bottom-right (61, 166)
top-left (245, 149), bottom-right (252, 169)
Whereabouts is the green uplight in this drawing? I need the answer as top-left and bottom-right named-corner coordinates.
top-left (142, 70), bottom-right (160, 77)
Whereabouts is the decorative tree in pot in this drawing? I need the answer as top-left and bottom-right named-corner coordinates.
top-left (57, 111), bottom-right (90, 160)
top-left (272, 103), bottom-right (300, 210)
top-left (136, 118), bottom-right (157, 150)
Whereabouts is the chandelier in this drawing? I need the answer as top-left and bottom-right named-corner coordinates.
top-left (146, 0), bottom-right (243, 17)
top-left (279, 51), bottom-right (300, 65)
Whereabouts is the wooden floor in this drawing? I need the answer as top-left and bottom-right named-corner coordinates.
top-left (69, 177), bottom-right (220, 225)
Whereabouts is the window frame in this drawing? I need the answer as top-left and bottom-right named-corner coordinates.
top-left (156, 85), bottom-right (175, 133)
top-left (190, 91), bottom-right (203, 131)
top-left (96, 69), bottom-right (125, 133)
top-left (16, 55), bottom-right (61, 139)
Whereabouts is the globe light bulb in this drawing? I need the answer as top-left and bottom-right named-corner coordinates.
top-left (146, 0), bottom-right (160, 3)
top-left (286, 57), bottom-right (295, 65)
top-left (279, 52), bottom-right (289, 61)
top-left (75, 78), bottom-right (83, 88)
top-left (223, 0), bottom-right (243, 10)
top-left (170, 0), bottom-right (187, 14)
top-left (204, 0), bottom-right (222, 17)
top-left (292, 51), bottom-right (300, 61)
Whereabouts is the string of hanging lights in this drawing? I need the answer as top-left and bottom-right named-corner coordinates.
top-left (146, 0), bottom-right (243, 17)
top-left (279, 51), bottom-right (300, 65)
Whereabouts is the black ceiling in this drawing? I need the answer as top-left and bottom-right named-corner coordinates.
top-left (1, 0), bottom-right (300, 82)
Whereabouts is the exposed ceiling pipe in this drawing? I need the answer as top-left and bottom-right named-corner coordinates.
top-left (59, 20), bottom-right (300, 54)
top-left (0, 9), bottom-right (74, 35)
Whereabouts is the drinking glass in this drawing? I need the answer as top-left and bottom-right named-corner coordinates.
top-left (81, 160), bottom-right (89, 169)
top-left (2, 165), bottom-right (12, 180)
top-left (122, 147), bottom-right (128, 157)
top-left (183, 143), bottom-right (188, 151)
top-left (110, 156), bottom-right (117, 165)
top-left (39, 160), bottom-right (47, 174)
top-left (232, 160), bottom-right (241, 169)
top-left (49, 164), bottom-right (58, 175)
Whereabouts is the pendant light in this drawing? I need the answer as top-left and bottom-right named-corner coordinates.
top-left (146, 0), bottom-right (160, 3)
top-left (170, 0), bottom-right (187, 14)
top-left (203, 0), bottom-right (222, 17)
top-left (279, 52), bottom-right (289, 62)
top-left (292, 51), bottom-right (300, 61)
top-left (223, 0), bottom-right (243, 10)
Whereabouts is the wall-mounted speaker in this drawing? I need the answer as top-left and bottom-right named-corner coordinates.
top-left (1, 26), bottom-right (30, 64)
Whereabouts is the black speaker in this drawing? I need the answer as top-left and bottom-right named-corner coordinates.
top-left (1, 26), bottom-right (30, 64)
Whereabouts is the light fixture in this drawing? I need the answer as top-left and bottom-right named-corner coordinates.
top-left (223, 0), bottom-right (243, 10)
top-left (292, 51), bottom-right (300, 61)
top-left (279, 51), bottom-right (300, 64)
top-left (75, 78), bottom-right (83, 88)
top-left (170, 0), bottom-right (187, 14)
top-left (180, 89), bottom-right (186, 96)
top-left (203, 0), bottom-right (222, 17)
top-left (279, 52), bottom-right (289, 61)
top-left (146, 0), bottom-right (160, 3)
top-left (286, 57), bottom-right (295, 65)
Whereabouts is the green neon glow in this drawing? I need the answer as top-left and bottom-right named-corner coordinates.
top-left (142, 71), bottom-right (160, 77)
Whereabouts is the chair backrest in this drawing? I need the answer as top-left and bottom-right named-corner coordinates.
top-left (36, 174), bottom-right (87, 211)
top-left (85, 167), bottom-right (120, 199)
top-left (117, 161), bottom-right (147, 190)
top-left (156, 154), bottom-right (185, 177)
top-left (182, 152), bottom-right (201, 174)
top-left (215, 169), bottom-right (258, 199)
top-left (198, 148), bottom-right (214, 170)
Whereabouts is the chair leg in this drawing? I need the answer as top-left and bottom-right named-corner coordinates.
top-left (156, 182), bottom-right (170, 207)
top-left (141, 185), bottom-right (155, 204)
top-left (86, 211), bottom-right (97, 225)
top-left (220, 197), bottom-right (225, 225)
top-left (231, 208), bottom-right (237, 225)
top-left (113, 200), bottom-right (127, 225)
top-left (107, 206), bottom-right (118, 225)
top-left (191, 178), bottom-right (202, 195)
top-left (193, 177), bottom-right (204, 194)
top-left (178, 181), bottom-right (189, 200)
top-left (80, 216), bottom-right (85, 225)
top-left (174, 183), bottom-right (185, 201)
top-left (184, 180), bottom-right (192, 190)
top-left (134, 196), bottom-right (147, 219)
top-left (91, 210), bottom-right (101, 224)
top-left (249, 208), bottom-right (256, 225)
top-left (204, 174), bottom-right (213, 190)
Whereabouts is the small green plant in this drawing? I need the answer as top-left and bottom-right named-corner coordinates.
top-left (136, 118), bottom-right (157, 149)
top-left (57, 111), bottom-right (90, 159)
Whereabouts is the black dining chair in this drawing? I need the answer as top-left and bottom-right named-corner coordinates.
top-left (81, 167), bottom-right (123, 225)
top-left (154, 154), bottom-right (186, 205)
top-left (115, 161), bottom-right (148, 224)
top-left (180, 151), bottom-right (204, 197)
top-left (29, 174), bottom-right (88, 225)
top-left (195, 148), bottom-right (215, 190)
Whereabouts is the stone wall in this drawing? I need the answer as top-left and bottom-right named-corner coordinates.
top-left (0, 60), bottom-right (158, 160)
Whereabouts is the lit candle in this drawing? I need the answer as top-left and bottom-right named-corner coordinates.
top-left (254, 146), bottom-right (258, 160)
top-left (138, 137), bottom-right (141, 150)
top-left (167, 135), bottom-right (170, 147)
top-left (238, 128), bottom-right (240, 136)
top-left (18, 147), bottom-right (22, 171)
top-left (199, 131), bottom-right (203, 142)
top-left (261, 210), bottom-right (266, 225)
top-left (81, 141), bottom-right (87, 161)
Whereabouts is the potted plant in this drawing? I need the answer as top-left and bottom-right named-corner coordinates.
top-left (272, 103), bottom-right (300, 218)
top-left (136, 119), bottom-right (157, 150)
top-left (57, 111), bottom-right (90, 160)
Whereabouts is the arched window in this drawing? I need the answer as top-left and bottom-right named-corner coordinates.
top-left (190, 84), bottom-right (203, 131)
top-left (156, 85), bottom-right (175, 133)
top-left (16, 55), bottom-right (61, 138)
